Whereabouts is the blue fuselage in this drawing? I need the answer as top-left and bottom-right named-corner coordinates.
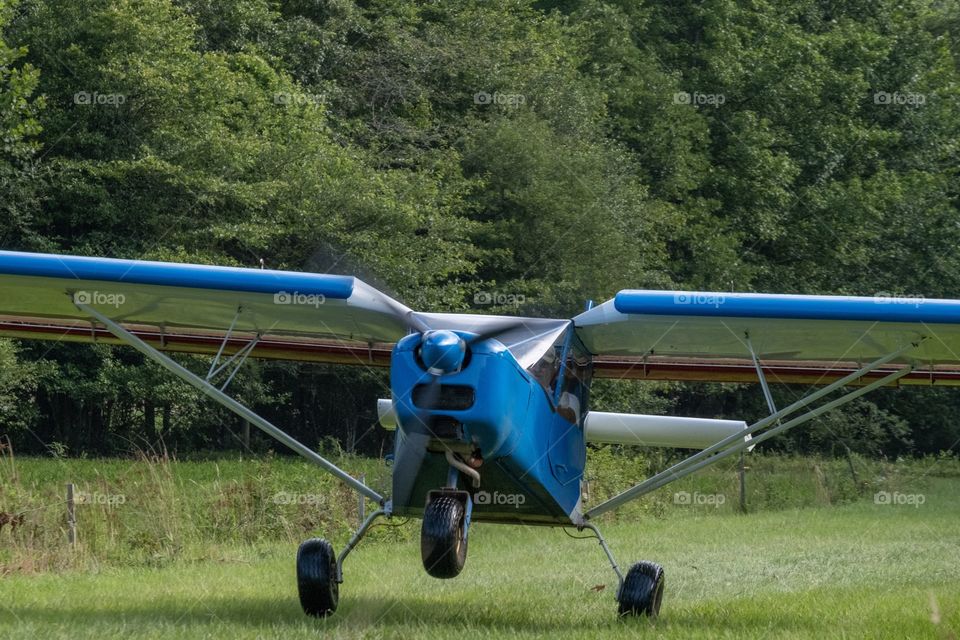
top-left (389, 332), bottom-right (587, 525)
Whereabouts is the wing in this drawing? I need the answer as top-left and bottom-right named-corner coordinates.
top-left (576, 290), bottom-right (960, 386)
top-left (0, 250), bottom-right (409, 366)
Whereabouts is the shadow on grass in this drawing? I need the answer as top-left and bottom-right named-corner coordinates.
top-left (8, 592), bottom-right (825, 635)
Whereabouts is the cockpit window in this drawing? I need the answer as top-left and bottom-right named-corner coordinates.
top-left (526, 329), bottom-right (592, 424)
top-left (528, 337), bottom-right (563, 392)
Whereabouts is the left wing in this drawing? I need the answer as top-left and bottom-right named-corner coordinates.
top-left (0, 250), bottom-right (409, 366)
top-left (576, 290), bottom-right (960, 386)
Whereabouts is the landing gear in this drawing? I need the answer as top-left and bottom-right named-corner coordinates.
top-left (296, 508), bottom-right (387, 618)
top-left (617, 561), bottom-right (665, 618)
top-left (420, 491), bottom-right (470, 578)
top-left (297, 538), bottom-right (339, 617)
top-left (579, 522), bottom-right (664, 619)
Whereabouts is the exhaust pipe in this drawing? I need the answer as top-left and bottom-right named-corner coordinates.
top-left (445, 449), bottom-right (481, 488)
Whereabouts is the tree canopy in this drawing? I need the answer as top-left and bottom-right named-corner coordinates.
top-left (0, 0), bottom-right (958, 458)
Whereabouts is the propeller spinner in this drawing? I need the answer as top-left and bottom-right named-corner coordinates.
top-left (419, 330), bottom-right (467, 375)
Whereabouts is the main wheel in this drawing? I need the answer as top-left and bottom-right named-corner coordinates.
top-left (617, 561), bottom-right (664, 618)
top-left (420, 495), bottom-right (467, 579)
top-left (297, 538), bottom-right (339, 617)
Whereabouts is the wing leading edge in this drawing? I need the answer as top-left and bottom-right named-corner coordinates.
top-left (0, 250), bottom-right (411, 365)
top-left (577, 290), bottom-right (960, 386)
top-left (9, 252), bottom-right (959, 383)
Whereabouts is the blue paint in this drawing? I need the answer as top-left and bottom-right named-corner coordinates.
top-left (614, 290), bottom-right (957, 323)
top-left (390, 331), bottom-right (584, 524)
top-left (0, 250), bottom-right (354, 299)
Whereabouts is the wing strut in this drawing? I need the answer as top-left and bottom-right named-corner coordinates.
top-left (747, 334), bottom-right (778, 418)
top-left (584, 340), bottom-right (924, 519)
top-left (76, 302), bottom-right (387, 506)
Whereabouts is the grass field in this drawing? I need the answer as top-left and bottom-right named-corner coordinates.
top-left (1, 453), bottom-right (959, 638)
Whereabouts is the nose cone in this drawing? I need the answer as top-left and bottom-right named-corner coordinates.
top-left (420, 330), bottom-right (467, 375)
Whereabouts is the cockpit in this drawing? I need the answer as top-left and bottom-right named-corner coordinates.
top-left (526, 328), bottom-right (592, 425)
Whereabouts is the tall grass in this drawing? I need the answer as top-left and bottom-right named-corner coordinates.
top-left (0, 442), bottom-right (956, 575)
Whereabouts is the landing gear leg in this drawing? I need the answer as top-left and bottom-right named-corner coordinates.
top-left (297, 507), bottom-right (387, 617)
top-left (580, 521), bottom-right (664, 619)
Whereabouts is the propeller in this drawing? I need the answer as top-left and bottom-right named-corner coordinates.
top-left (389, 316), bottom-right (535, 506)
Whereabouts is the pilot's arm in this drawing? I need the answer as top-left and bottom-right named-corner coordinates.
top-left (557, 391), bottom-right (581, 425)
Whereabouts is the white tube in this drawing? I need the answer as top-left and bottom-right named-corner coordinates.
top-left (584, 412), bottom-right (749, 449)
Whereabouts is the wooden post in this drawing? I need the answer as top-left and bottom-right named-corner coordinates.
top-left (66, 483), bottom-right (76, 546)
top-left (738, 452), bottom-right (747, 513)
top-left (843, 446), bottom-right (861, 493)
top-left (358, 473), bottom-right (366, 525)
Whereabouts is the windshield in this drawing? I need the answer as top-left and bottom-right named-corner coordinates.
top-left (526, 328), bottom-right (593, 424)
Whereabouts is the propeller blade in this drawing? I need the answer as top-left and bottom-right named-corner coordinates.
top-left (391, 319), bottom-right (534, 506)
top-left (379, 294), bottom-right (432, 334)
top-left (392, 373), bottom-right (443, 506)
top-left (464, 318), bottom-right (535, 347)
top-left (414, 375), bottom-right (443, 414)
top-left (392, 429), bottom-right (431, 507)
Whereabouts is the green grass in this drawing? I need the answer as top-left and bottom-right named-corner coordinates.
top-left (1, 486), bottom-right (958, 639)
top-left (1, 454), bottom-right (959, 638)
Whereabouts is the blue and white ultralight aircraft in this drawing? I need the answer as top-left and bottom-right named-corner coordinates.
top-left (2, 249), bottom-right (959, 618)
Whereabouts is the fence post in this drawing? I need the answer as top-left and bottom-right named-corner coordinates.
top-left (358, 473), bottom-right (366, 525)
top-left (66, 483), bottom-right (76, 546)
top-left (738, 452), bottom-right (747, 513)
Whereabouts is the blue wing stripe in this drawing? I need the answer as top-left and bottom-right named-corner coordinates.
top-left (614, 290), bottom-right (960, 324)
top-left (0, 251), bottom-right (354, 299)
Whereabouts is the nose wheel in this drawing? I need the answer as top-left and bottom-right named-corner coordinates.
top-left (420, 491), bottom-right (470, 578)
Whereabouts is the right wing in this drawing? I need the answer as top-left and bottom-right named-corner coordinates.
top-left (576, 290), bottom-right (960, 386)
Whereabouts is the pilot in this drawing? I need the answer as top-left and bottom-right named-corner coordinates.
top-left (557, 388), bottom-right (581, 425)
top-left (530, 348), bottom-right (560, 390)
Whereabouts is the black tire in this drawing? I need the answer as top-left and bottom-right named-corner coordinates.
top-left (297, 538), bottom-right (339, 617)
top-left (420, 495), bottom-right (467, 578)
top-left (617, 561), bottom-right (664, 618)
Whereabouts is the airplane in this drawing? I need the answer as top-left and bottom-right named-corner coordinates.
top-left (2, 249), bottom-right (960, 618)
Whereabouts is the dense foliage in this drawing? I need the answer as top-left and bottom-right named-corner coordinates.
top-left (0, 0), bottom-right (957, 457)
